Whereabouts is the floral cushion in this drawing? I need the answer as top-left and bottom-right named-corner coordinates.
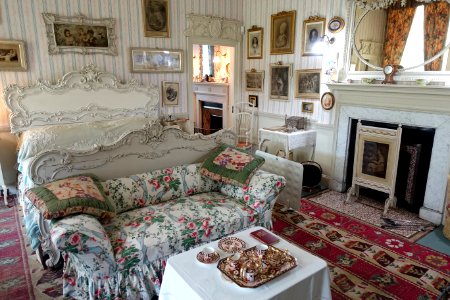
top-left (26, 174), bottom-right (115, 220)
top-left (200, 144), bottom-right (265, 186)
top-left (103, 164), bottom-right (220, 213)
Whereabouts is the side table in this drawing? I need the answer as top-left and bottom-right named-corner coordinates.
top-left (0, 131), bottom-right (18, 205)
top-left (258, 128), bottom-right (317, 161)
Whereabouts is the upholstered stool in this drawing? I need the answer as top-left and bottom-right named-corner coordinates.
top-left (444, 175), bottom-right (450, 240)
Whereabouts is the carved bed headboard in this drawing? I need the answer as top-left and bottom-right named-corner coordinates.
top-left (4, 64), bottom-right (159, 134)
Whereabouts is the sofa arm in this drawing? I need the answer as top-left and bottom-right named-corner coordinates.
top-left (220, 170), bottom-right (286, 228)
top-left (50, 214), bottom-right (117, 277)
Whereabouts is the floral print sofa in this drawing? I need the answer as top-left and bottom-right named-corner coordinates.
top-left (49, 163), bottom-right (285, 299)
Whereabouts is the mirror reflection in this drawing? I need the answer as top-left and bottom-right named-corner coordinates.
top-left (192, 44), bottom-right (231, 82)
top-left (350, 1), bottom-right (450, 72)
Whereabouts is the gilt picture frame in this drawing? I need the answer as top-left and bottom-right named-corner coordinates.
top-left (301, 102), bottom-right (314, 113)
top-left (270, 63), bottom-right (291, 100)
top-left (295, 69), bottom-right (321, 99)
top-left (162, 81), bottom-right (179, 106)
top-left (320, 92), bottom-right (335, 110)
top-left (270, 10), bottom-right (296, 55)
top-left (247, 26), bottom-right (263, 59)
top-left (142, 0), bottom-right (170, 38)
top-left (302, 16), bottom-right (326, 56)
top-left (42, 13), bottom-right (117, 55)
top-left (248, 95), bottom-right (259, 108)
top-left (130, 48), bottom-right (183, 73)
top-left (245, 70), bottom-right (264, 92)
top-left (0, 40), bottom-right (27, 71)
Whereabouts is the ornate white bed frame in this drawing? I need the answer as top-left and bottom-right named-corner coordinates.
top-left (4, 65), bottom-right (236, 268)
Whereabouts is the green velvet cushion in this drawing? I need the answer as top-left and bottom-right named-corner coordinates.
top-left (200, 144), bottom-right (265, 186)
top-left (26, 174), bottom-right (116, 220)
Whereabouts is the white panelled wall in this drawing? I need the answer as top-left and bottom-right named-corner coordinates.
top-left (242, 0), bottom-right (348, 176)
top-left (0, 0), bottom-right (243, 127)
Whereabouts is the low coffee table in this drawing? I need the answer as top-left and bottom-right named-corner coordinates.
top-left (159, 226), bottom-right (331, 300)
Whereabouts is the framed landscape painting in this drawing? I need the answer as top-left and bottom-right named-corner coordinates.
top-left (245, 70), bottom-right (264, 92)
top-left (0, 40), bottom-right (27, 71)
top-left (130, 48), bottom-right (183, 73)
top-left (42, 13), bottom-right (117, 55)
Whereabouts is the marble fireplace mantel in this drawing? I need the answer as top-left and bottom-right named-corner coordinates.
top-left (327, 83), bottom-right (450, 224)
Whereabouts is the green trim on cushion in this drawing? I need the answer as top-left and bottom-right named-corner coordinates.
top-left (26, 174), bottom-right (116, 220)
top-left (200, 144), bottom-right (265, 186)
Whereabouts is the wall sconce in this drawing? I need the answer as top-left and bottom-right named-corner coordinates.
top-left (321, 35), bottom-right (335, 45)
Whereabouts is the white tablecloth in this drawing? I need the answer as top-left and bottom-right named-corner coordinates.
top-left (159, 226), bottom-right (331, 300)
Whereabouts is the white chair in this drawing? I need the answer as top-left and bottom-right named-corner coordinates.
top-left (234, 102), bottom-right (255, 150)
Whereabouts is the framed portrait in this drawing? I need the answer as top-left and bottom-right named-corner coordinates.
top-left (130, 48), bottom-right (183, 73)
top-left (245, 70), bottom-right (264, 92)
top-left (295, 69), bottom-right (321, 99)
top-left (328, 16), bottom-right (345, 33)
top-left (320, 92), bottom-right (335, 110)
top-left (162, 81), bottom-right (179, 106)
top-left (270, 63), bottom-right (292, 100)
top-left (42, 13), bottom-right (117, 55)
top-left (0, 40), bottom-right (27, 71)
top-left (142, 0), bottom-right (170, 37)
top-left (302, 16), bottom-right (326, 56)
top-left (248, 95), bottom-right (258, 108)
top-left (270, 10), bottom-right (296, 55)
top-left (301, 102), bottom-right (314, 113)
top-left (247, 26), bottom-right (263, 59)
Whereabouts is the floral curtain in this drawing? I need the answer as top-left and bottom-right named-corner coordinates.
top-left (424, 2), bottom-right (450, 71)
top-left (382, 6), bottom-right (416, 66)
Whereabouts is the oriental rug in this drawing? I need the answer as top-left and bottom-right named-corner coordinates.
top-left (0, 195), bottom-right (63, 300)
top-left (272, 200), bottom-right (450, 300)
top-left (307, 190), bottom-right (435, 241)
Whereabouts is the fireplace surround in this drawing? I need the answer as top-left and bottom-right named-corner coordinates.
top-left (327, 83), bottom-right (450, 224)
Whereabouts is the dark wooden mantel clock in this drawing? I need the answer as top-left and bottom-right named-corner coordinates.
top-left (382, 64), bottom-right (399, 84)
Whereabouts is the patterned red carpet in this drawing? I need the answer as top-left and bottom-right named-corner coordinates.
top-left (0, 196), bottom-right (63, 300)
top-left (0, 197), bottom-right (34, 299)
top-left (272, 200), bottom-right (450, 299)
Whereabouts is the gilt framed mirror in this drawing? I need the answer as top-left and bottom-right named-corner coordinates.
top-left (344, 0), bottom-right (450, 81)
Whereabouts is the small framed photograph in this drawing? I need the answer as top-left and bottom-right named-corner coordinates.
top-left (270, 63), bottom-right (291, 100)
top-left (321, 92), bottom-right (335, 110)
top-left (0, 40), bottom-right (27, 71)
top-left (245, 70), bottom-right (264, 92)
top-left (270, 10), bottom-right (296, 55)
top-left (142, 0), bottom-right (170, 38)
top-left (248, 95), bottom-right (259, 108)
top-left (42, 13), bottom-right (117, 55)
top-left (301, 102), bottom-right (314, 113)
top-left (328, 16), bottom-right (345, 33)
top-left (162, 81), bottom-right (179, 106)
top-left (302, 16), bottom-right (326, 56)
top-left (130, 48), bottom-right (183, 73)
top-left (247, 26), bottom-right (263, 59)
top-left (295, 69), bottom-right (321, 99)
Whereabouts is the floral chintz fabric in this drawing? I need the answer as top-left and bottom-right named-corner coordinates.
top-left (49, 163), bottom-right (285, 299)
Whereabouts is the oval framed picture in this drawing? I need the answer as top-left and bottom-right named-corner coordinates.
top-left (321, 92), bottom-right (335, 110)
top-left (328, 16), bottom-right (345, 33)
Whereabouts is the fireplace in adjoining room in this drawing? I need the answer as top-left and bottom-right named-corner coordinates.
top-left (198, 101), bottom-right (223, 135)
top-left (345, 119), bottom-right (435, 214)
